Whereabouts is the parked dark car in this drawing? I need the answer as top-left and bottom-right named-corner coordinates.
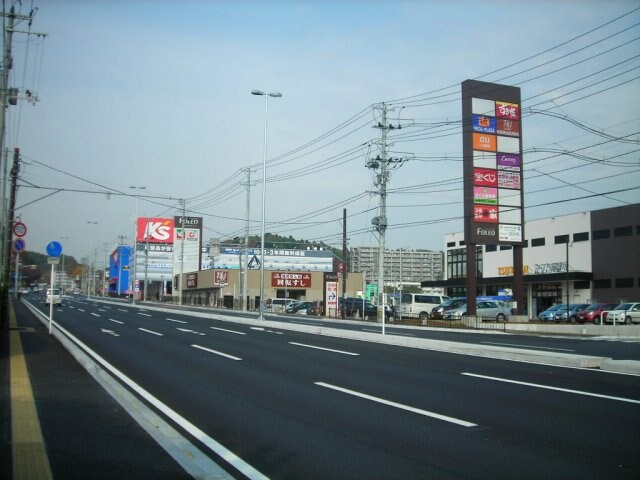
top-left (339, 297), bottom-right (378, 318)
top-left (577, 303), bottom-right (617, 324)
top-left (431, 298), bottom-right (466, 319)
top-left (286, 301), bottom-right (309, 313)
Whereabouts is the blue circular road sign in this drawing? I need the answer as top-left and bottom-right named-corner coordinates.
top-left (46, 241), bottom-right (63, 257)
top-left (13, 238), bottom-right (26, 253)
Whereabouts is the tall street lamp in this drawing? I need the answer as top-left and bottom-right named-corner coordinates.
top-left (251, 89), bottom-right (282, 320)
top-left (86, 221), bottom-right (98, 298)
top-left (129, 186), bottom-right (146, 304)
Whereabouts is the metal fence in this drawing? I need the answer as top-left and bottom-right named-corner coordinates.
top-left (389, 314), bottom-right (508, 332)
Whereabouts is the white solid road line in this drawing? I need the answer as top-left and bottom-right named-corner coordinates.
top-left (315, 382), bottom-right (477, 427)
top-left (191, 344), bottom-right (242, 361)
top-left (138, 328), bottom-right (164, 336)
top-left (290, 342), bottom-right (359, 356)
top-left (176, 328), bottom-right (206, 336)
top-left (210, 326), bottom-right (246, 335)
top-left (29, 308), bottom-right (265, 480)
top-left (462, 372), bottom-right (640, 404)
top-left (166, 318), bottom-right (188, 324)
top-left (480, 341), bottom-right (574, 352)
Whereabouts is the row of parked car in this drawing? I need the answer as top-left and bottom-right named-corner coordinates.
top-left (428, 298), bottom-right (512, 321)
top-left (537, 302), bottom-right (640, 324)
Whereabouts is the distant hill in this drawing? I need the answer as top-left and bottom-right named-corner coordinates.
top-left (19, 251), bottom-right (83, 284)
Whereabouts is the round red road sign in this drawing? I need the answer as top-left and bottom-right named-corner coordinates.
top-left (13, 222), bottom-right (27, 237)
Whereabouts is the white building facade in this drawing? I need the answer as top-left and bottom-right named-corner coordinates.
top-left (424, 205), bottom-right (640, 318)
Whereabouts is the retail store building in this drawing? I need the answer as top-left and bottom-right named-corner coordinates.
top-left (422, 204), bottom-right (640, 318)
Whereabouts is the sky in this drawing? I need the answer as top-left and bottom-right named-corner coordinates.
top-left (4, 0), bottom-right (640, 265)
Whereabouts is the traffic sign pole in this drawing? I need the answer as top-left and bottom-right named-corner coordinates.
top-left (45, 241), bottom-right (63, 334)
top-left (49, 262), bottom-right (54, 333)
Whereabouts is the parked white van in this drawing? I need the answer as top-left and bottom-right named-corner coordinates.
top-left (396, 293), bottom-right (450, 321)
top-left (266, 298), bottom-right (295, 312)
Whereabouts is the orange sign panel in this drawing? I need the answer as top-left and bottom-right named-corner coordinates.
top-left (473, 133), bottom-right (496, 152)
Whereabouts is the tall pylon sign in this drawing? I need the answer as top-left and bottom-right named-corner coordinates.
top-left (461, 80), bottom-right (524, 245)
top-left (461, 80), bottom-right (525, 315)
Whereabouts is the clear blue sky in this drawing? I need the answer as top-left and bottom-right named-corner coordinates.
top-left (6, 0), bottom-right (639, 262)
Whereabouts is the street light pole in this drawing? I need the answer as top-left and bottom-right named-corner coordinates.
top-left (86, 221), bottom-right (98, 299)
top-left (129, 186), bottom-right (146, 304)
top-left (251, 89), bottom-right (282, 321)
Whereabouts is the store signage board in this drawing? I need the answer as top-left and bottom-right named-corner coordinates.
top-left (462, 80), bottom-right (524, 245)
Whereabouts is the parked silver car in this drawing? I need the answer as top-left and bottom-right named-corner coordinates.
top-left (605, 303), bottom-right (640, 325)
top-left (538, 304), bottom-right (567, 322)
top-left (443, 300), bottom-right (510, 321)
top-left (554, 304), bottom-right (590, 323)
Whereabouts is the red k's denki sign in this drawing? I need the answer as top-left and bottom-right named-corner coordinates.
top-left (137, 218), bottom-right (174, 244)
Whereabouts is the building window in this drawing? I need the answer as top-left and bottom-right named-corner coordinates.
top-left (574, 280), bottom-right (590, 290)
top-left (554, 234), bottom-right (569, 244)
top-left (614, 226), bottom-right (632, 238)
top-left (447, 247), bottom-right (482, 280)
top-left (573, 232), bottom-right (589, 242)
top-left (459, 241), bottom-right (466, 246)
top-left (523, 239), bottom-right (529, 248)
top-left (499, 245), bottom-right (512, 251)
top-left (615, 278), bottom-right (634, 288)
top-left (593, 229), bottom-right (610, 240)
top-left (485, 244), bottom-right (497, 252)
top-left (447, 242), bottom-right (456, 248)
top-left (531, 237), bottom-right (545, 247)
top-left (594, 278), bottom-right (611, 289)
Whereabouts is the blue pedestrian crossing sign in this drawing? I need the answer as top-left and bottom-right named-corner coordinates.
top-left (46, 241), bottom-right (63, 257)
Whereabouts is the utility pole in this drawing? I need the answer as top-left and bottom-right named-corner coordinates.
top-left (0, 148), bottom-right (19, 322)
top-left (341, 208), bottom-right (347, 320)
top-left (178, 199), bottom-right (186, 306)
top-left (370, 103), bottom-right (389, 330)
top-left (0, 5), bottom-right (47, 327)
top-left (242, 167), bottom-right (251, 311)
top-left (368, 103), bottom-right (410, 332)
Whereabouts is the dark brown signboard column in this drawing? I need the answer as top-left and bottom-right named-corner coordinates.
top-left (461, 80), bottom-right (525, 315)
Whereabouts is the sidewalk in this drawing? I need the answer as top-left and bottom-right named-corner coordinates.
top-left (1, 298), bottom-right (192, 480)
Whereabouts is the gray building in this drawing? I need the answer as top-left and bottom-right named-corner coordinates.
top-left (350, 246), bottom-right (444, 285)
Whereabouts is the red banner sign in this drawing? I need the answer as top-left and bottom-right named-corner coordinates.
top-left (473, 168), bottom-right (498, 187)
top-left (137, 218), bottom-right (174, 244)
top-left (271, 272), bottom-right (312, 288)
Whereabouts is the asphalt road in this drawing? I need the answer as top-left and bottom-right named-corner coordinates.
top-left (19, 294), bottom-right (640, 479)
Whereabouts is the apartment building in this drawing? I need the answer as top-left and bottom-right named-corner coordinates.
top-left (350, 246), bottom-right (444, 285)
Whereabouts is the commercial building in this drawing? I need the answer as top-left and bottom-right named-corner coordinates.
top-left (176, 267), bottom-right (364, 317)
top-left (422, 204), bottom-right (640, 318)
